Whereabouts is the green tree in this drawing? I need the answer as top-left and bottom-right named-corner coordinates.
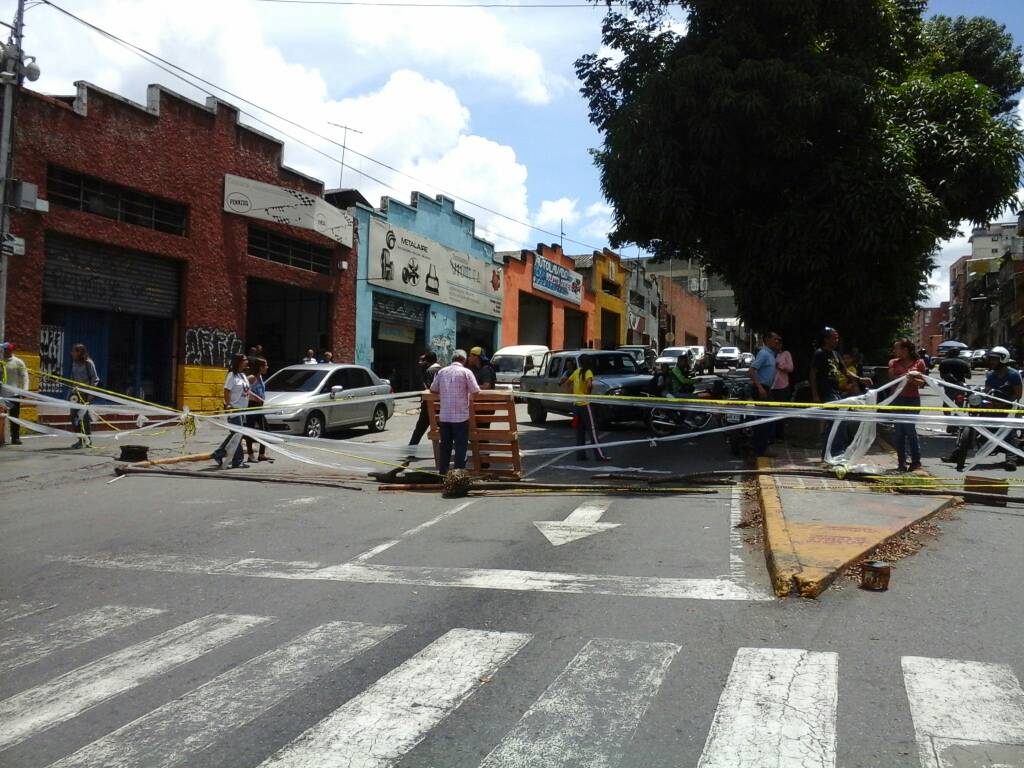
top-left (577, 0), bottom-right (1024, 363)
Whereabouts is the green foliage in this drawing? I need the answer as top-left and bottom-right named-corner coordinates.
top-left (577, 0), bottom-right (1024, 361)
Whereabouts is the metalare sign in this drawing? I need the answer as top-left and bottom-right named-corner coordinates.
top-left (367, 218), bottom-right (503, 318)
top-left (223, 174), bottom-right (354, 248)
top-left (532, 253), bottom-right (583, 305)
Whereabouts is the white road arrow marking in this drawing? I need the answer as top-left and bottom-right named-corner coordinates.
top-left (533, 500), bottom-right (620, 546)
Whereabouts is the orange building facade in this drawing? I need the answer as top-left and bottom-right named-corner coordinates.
top-left (501, 244), bottom-right (594, 350)
top-left (657, 276), bottom-right (709, 349)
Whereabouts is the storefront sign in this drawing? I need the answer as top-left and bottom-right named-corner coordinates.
top-left (223, 174), bottom-right (354, 248)
top-left (377, 322), bottom-right (416, 344)
top-left (532, 253), bottom-right (583, 306)
top-left (367, 218), bottom-right (502, 318)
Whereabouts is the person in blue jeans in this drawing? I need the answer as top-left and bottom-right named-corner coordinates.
top-left (748, 332), bottom-right (781, 456)
top-left (888, 339), bottom-right (928, 471)
top-left (211, 354), bottom-right (251, 469)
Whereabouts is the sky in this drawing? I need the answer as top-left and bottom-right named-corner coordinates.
top-left (6, 0), bottom-right (1022, 303)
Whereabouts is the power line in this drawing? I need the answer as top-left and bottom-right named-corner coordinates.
top-left (38, 0), bottom-right (607, 252)
top-left (256, 0), bottom-right (621, 7)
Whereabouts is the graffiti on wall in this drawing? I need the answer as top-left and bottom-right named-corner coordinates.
top-left (38, 324), bottom-right (65, 394)
top-left (184, 326), bottom-right (244, 367)
top-left (429, 310), bottom-right (456, 364)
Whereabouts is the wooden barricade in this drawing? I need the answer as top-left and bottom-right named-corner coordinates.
top-left (423, 391), bottom-right (522, 478)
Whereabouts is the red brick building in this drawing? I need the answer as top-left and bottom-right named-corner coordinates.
top-left (912, 303), bottom-right (949, 357)
top-left (657, 276), bottom-right (708, 349)
top-left (6, 82), bottom-right (355, 411)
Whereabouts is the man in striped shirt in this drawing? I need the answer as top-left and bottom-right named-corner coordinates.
top-left (430, 349), bottom-right (481, 473)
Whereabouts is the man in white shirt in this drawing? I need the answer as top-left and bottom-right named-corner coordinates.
top-left (1, 342), bottom-right (29, 444)
top-left (302, 348), bottom-right (318, 364)
top-left (212, 354), bottom-right (251, 469)
top-left (430, 350), bottom-right (480, 473)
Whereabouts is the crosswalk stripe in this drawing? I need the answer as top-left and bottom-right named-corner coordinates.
top-left (478, 638), bottom-right (679, 767)
top-left (259, 628), bottom-right (532, 768)
top-left (698, 647), bottom-right (838, 768)
top-left (0, 613), bottom-right (270, 751)
top-left (0, 605), bottom-right (165, 673)
top-left (0, 601), bottom-right (57, 623)
top-left (48, 620), bottom-right (404, 768)
top-left (902, 655), bottom-right (1024, 768)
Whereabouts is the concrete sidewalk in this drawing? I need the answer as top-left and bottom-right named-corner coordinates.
top-left (757, 444), bottom-right (957, 598)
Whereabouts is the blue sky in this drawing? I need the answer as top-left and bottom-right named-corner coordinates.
top-left (9, 0), bottom-right (1023, 292)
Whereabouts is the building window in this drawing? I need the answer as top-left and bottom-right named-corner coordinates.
top-left (248, 226), bottom-right (332, 275)
top-left (602, 278), bottom-right (619, 295)
top-left (46, 166), bottom-right (187, 236)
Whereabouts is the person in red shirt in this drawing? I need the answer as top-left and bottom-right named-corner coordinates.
top-left (888, 338), bottom-right (928, 471)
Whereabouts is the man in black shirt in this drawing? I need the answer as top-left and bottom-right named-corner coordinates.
top-left (937, 347), bottom-right (971, 388)
top-left (809, 326), bottom-right (851, 458)
top-left (408, 350), bottom-right (442, 448)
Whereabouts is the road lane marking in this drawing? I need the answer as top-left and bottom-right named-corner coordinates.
top-left (902, 655), bottom-right (1024, 768)
top-left (0, 613), bottom-right (270, 751)
top-left (478, 638), bottom-right (678, 767)
top-left (259, 628), bottom-right (531, 768)
top-left (0, 601), bottom-right (57, 623)
top-left (50, 620), bottom-right (403, 768)
top-left (727, 486), bottom-right (745, 581)
top-left (351, 500), bottom-right (477, 563)
top-left (0, 605), bottom-right (165, 673)
top-left (698, 647), bottom-right (838, 768)
top-left (534, 498), bottom-right (620, 546)
top-left (54, 553), bottom-right (774, 602)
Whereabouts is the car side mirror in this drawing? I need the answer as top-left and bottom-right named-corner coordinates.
top-left (524, 360), bottom-right (534, 372)
top-left (330, 385), bottom-right (343, 399)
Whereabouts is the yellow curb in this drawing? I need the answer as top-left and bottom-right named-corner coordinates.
top-left (755, 456), bottom-right (799, 596)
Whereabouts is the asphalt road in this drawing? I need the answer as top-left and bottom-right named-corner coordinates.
top-left (1, 381), bottom-right (1023, 767)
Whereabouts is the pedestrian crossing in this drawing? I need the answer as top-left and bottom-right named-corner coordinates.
top-left (1, 603), bottom-right (1021, 767)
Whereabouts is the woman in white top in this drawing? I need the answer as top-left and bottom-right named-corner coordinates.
top-left (211, 354), bottom-right (251, 468)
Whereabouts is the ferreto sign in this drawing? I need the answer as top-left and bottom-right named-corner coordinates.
top-left (367, 218), bottom-right (502, 318)
top-left (532, 253), bottom-right (583, 306)
top-left (223, 174), bottom-right (354, 248)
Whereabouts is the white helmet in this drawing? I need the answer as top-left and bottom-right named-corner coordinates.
top-left (986, 346), bottom-right (1011, 363)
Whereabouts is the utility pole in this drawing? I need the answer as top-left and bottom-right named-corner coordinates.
top-left (0, 0), bottom-right (36, 342)
top-left (327, 122), bottom-right (363, 188)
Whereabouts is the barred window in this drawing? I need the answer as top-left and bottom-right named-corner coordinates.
top-left (248, 226), bottom-right (332, 274)
top-left (46, 166), bottom-right (187, 236)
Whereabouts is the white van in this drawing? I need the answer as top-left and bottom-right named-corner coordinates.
top-left (491, 345), bottom-right (549, 390)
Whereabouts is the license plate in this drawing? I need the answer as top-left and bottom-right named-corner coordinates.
top-left (725, 414), bottom-right (743, 424)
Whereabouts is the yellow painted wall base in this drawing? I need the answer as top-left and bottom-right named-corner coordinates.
top-left (181, 365), bottom-right (227, 413)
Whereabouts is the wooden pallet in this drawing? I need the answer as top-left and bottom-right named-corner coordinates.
top-left (423, 391), bottom-right (522, 478)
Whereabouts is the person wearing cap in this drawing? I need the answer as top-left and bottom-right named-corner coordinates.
top-left (1, 342), bottom-right (29, 445)
top-left (430, 349), bottom-right (480, 473)
top-left (467, 346), bottom-right (496, 390)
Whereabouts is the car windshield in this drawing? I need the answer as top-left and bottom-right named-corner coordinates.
top-left (491, 355), bottom-right (525, 373)
top-left (721, 347), bottom-right (739, 355)
top-left (661, 348), bottom-right (686, 358)
top-left (265, 368), bottom-right (327, 392)
top-left (590, 354), bottom-right (640, 374)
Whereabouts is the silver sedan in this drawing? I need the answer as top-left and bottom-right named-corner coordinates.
top-left (262, 364), bottom-right (394, 438)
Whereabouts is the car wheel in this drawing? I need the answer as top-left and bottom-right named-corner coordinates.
top-left (528, 401), bottom-right (547, 425)
top-left (368, 405), bottom-right (388, 433)
top-left (304, 411), bottom-right (326, 438)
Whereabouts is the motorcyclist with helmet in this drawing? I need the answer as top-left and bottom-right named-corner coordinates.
top-left (950, 346), bottom-right (1024, 473)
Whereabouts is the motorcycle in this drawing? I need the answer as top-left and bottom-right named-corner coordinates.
top-left (647, 376), bottom-right (724, 437)
top-left (947, 385), bottom-right (1018, 471)
top-left (720, 373), bottom-right (756, 456)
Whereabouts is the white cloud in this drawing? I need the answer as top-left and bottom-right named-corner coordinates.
top-left (579, 200), bottom-right (613, 241)
top-left (534, 197), bottom-right (580, 230)
top-left (28, 0), bottom-right (537, 250)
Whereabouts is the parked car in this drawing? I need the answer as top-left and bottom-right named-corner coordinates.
top-left (970, 349), bottom-right (989, 369)
top-left (738, 352), bottom-right (754, 368)
top-left (654, 346), bottom-right (690, 367)
top-left (520, 350), bottom-right (653, 426)
top-left (617, 345), bottom-right (659, 372)
top-left (715, 346), bottom-right (742, 369)
top-left (262, 364), bottom-right (394, 437)
top-left (958, 349), bottom-right (974, 363)
top-left (491, 345), bottom-right (549, 391)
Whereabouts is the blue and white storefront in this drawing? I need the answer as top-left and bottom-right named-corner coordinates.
top-left (353, 193), bottom-right (503, 391)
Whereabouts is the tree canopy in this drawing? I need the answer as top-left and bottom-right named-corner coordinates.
top-left (576, 0), bottom-right (1024, 359)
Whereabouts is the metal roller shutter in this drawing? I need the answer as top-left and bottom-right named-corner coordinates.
top-left (43, 234), bottom-right (180, 318)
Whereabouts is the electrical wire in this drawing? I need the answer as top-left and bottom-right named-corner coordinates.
top-left (38, 0), bottom-right (609, 252)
